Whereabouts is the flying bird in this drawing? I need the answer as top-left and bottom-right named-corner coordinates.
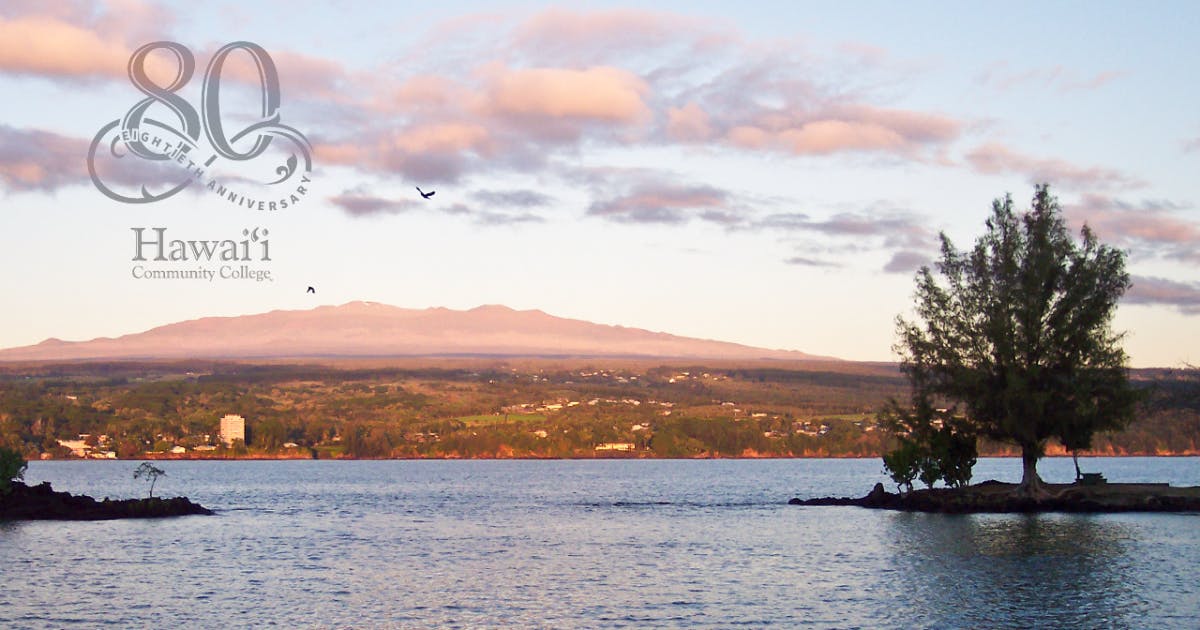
top-left (306, 286), bottom-right (315, 294)
top-left (416, 186), bottom-right (435, 199)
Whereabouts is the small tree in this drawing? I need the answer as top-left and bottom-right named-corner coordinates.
top-left (935, 424), bottom-right (978, 488)
top-left (133, 462), bottom-right (165, 498)
top-left (916, 447), bottom-right (942, 490)
top-left (882, 440), bottom-right (921, 494)
top-left (881, 371), bottom-right (978, 491)
top-left (0, 446), bottom-right (27, 495)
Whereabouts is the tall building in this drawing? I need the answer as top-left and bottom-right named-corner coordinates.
top-left (219, 414), bottom-right (246, 446)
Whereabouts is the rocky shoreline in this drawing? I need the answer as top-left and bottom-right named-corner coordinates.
top-left (790, 480), bottom-right (1200, 513)
top-left (0, 481), bottom-right (214, 520)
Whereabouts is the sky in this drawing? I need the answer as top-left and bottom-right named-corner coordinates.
top-left (0, 0), bottom-right (1197, 367)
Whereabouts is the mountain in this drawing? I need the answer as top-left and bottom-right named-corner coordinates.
top-left (0, 302), bottom-right (833, 362)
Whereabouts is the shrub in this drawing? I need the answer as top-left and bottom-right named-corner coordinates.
top-left (0, 446), bottom-right (28, 494)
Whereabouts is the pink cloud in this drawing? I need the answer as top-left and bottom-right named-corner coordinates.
top-left (724, 108), bottom-right (957, 156)
top-left (1068, 195), bottom-right (1199, 245)
top-left (588, 183), bottom-right (733, 224)
top-left (0, 1), bottom-right (179, 80)
top-left (389, 123), bottom-right (490, 154)
top-left (218, 48), bottom-right (352, 101)
top-left (883, 250), bottom-right (931, 274)
top-left (390, 75), bottom-right (463, 109)
top-left (312, 142), bottom-right (364, 166)
top-left (327, 191), bottom-right (420, 217)
top-left (0, 125), bottom-right (87, 191)
top-left (780, 120), bottom-right (905, 154)
top-left (1127, 276), bottom-right (1200, 315)
top-left (1065, 194), bottom-right (1200, 264)
top-left (965, 143), bottom-right (1142, 190)
top-left (726, 126), bottom-right (770, 149)
top-left (255, 7), bottom-right (964, 189)
top-left (311, 122), bottom-right (491, 183)
top-left (0, 4), bottom-right (974, 219)
top-left (697, 76), bottom-right (961, 156)
top-left (0, 16), bottom-right (130, 79)
top-left (483, 65), bottom-right (649, 122)
top-left (0, 125), bottom-right (202, 196)
top-left (666, 103), bottom-right (713, 142)
top-left (977, 62), bottom-right (1123, 93)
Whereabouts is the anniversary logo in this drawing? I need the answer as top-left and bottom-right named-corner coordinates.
top-left (88, 41), bottom-right (312, 284)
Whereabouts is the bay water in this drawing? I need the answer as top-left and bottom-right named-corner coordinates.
top-left (3, 457), bottom-right (1199, 628)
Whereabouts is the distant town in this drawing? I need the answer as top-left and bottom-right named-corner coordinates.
top-left (2, 360), bottom-right (1197, 460)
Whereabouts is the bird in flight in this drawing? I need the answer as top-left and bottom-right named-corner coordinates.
top-left (416, 186), bottom-right (435, 199)
top-left (306, 286), bottom-right (315, 294)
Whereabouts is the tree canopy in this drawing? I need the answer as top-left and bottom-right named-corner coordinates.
top-left (0, 446), bottom-right (26, 494)
top-left (894, 185), bottom-right (1138, 494)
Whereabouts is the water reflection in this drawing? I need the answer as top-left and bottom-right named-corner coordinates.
top-left (885, 513), bottom-right (1148, 628)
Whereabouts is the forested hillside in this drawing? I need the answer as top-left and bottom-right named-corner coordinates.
top-left (0, 360), bottom-right (1195, 459)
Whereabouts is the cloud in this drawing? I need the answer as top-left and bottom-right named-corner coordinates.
top-left (0, 4), bottom-right (987, 244)
top-left (759, 210), bottom-right (934, 249)
top-left (328, 188), bottom-right (544, 225)
top-left (218, 48), bottom-right (353, 101)
top-left (0, 15), bottom-right (130, 79)
top-left (785, 256), bottom-right (840, 268)
top-left (1127, 276), bottom-right (1200, 315)
top-left (0, 125), bottom-right (87, 191)
top-left (511, 8), bottom-right (728, 65)
top-left (724, 106), bottom-right (959, 156)
top-left (588, 183), bottom-right (733, 224)
top-left (389, 123), bottom-right (490, 154)
top-left (473, 210), bottom-right (544, 226)
top-left (315, 123), bottom-right (492, 183)
top-left (761, 206), bottom-right (938, 273)
top-left (1065, 194), bottom-right (1200, 263)
top-left (0, 124), bottom-right (186, 194)
top-left (327, 191), bottom-right (420, 217)
top-left (472, 189), bottom-right (553, 208)
top-left (0, 1), bottom-right (178, 80)
top-left (305, 7), bottom-right (965, 190)
top-left (965, 143), bottom-right (1142, 191)
top-left (1185, 137), bottom-right (1200, 154)
top-left (482, 65), bottom-right (649, 122)
top-left (977, 62), bottom-right (1123, 93)
top-left (883, 250), bottom-right (931, 274)
top-left (666, 102), bottom-right (713, 142)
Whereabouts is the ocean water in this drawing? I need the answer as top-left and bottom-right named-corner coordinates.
top-left (3, 457), bottom-right (1199, 628)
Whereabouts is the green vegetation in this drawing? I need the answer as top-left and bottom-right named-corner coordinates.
top-left (0, 356), bottom-right (1192, 461)
top-left (890, 185), bottom-right (1139, 495)
top-left (457, 413), bottom-right (546, 426)
top-left (133, 462), bottom-right (165, 498)
top-left (880, 387), bottom-right (977, 492)
top-left (0, 445), bottom-right (26, 494)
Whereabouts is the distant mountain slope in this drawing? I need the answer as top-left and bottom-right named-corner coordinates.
top-left (0, 302), bottom-right (835, 362)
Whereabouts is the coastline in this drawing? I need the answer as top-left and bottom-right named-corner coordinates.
top-left (37, 451), bottom-right (1200, 462)
top-left (0, 481), bottom-right (214, 520)
top-left (790, 481), bottom-right (1200, 513)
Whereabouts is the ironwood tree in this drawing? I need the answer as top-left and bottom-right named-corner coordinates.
top-left (133, 462), bottom-right (166, 498)
top-left (894, 185), bottom-right (1138, 495)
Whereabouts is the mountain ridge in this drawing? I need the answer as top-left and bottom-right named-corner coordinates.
top-left (0, 301), bottom-right (835, 362)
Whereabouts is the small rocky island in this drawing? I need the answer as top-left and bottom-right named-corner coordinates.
top-left (790, 480), bottom-right (1200, 514)
top-left (0, 481), bottom-right (213, 520)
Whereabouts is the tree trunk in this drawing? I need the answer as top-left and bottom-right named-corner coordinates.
top-left (1017, 446), bottom-right (1048, 497)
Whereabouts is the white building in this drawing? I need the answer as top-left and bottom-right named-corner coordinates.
top-left (595, 442), bottom-right (636, 452)
top-left (219, 414), bottom-right (246, 446)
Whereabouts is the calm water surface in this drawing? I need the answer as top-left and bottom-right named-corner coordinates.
top-left (2, 457), bottom-right (1199, 628)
